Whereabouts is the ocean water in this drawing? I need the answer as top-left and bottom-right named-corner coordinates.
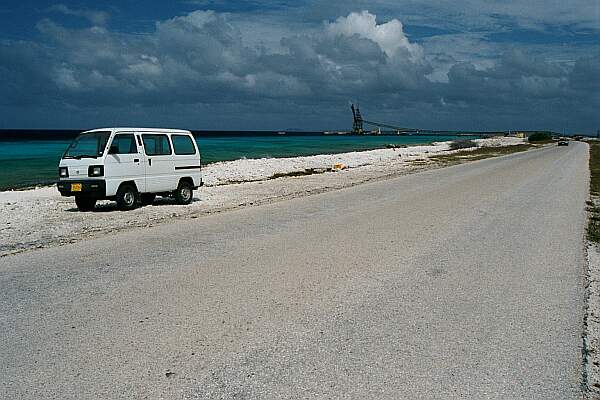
top-left (0, 132), bottom-right (476, 190)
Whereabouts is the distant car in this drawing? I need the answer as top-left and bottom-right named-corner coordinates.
top-left (557, 139), bottom-right (569, 146)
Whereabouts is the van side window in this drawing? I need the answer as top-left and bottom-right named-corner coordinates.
top-left (172, 135), bottom-right (196, 155)
top-left (110, 134), bottom-right (138, 154)
top-left (142, 134), bottom-right (172, 156)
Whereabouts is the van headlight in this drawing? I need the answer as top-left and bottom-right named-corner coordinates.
top-left (88, 165), bottom-right (104, 177)
top-left (59, 167), bottom-right (69, 178)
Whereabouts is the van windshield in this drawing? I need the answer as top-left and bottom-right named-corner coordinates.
top-left (63, 131), bottom-right (111, 159)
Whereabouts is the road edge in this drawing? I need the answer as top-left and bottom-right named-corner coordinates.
top-left (583, 140), bottom-right (600, 398)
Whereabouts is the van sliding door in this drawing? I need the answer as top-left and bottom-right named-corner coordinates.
top-left (141, 133), bottom-right (175, 192)
top-left (106, 133), bottom-right (146, 193)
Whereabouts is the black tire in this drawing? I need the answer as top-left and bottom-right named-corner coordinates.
top-left (140, 193), bottom-right (156, 206)
top-left (116, 184), bottom-right (139, 211)
top-left (75, 196), bottom-right (96, 212)
top-left (174, 181), bottom-right (193, 205)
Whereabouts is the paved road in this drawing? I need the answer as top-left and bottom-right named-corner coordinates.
top-left (0, 143), bottom-right (589, 399)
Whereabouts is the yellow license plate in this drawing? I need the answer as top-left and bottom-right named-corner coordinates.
top-left (71, 183), bottom-right (82, 192)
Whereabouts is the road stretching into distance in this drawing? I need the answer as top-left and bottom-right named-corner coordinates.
top-left (0, 142), bottom-right (589, 399)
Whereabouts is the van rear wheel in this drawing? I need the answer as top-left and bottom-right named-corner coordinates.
top-left (75, 196), bottom-right (96, 212)
top-left (174, 181), bottom-right (193, 205)
top-left (116, 184), bottom-right (139, 211)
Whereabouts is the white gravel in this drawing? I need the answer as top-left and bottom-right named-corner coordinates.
top-left (585, 243), bottom-right (600, 397)
top-left (201, 136), bottom-right (519, 185)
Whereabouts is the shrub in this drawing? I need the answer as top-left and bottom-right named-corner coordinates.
top-left (449, 139), bottom-right (478, 150)
top-left (528, 132), bottom-right (552, 142)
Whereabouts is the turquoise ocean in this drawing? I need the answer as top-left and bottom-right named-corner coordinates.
top-left (0, 131), bottom-right (477, 191)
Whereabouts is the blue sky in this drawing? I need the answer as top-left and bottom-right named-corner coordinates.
top-left (0, 1), bottom-right (599, 133)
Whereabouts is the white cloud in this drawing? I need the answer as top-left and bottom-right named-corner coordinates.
top-left (52, 66), bottom-right (80, 90)
top-left (49, 4), bottom-right (110, 26)
top-left (326, 10), bottom-right (422, 61)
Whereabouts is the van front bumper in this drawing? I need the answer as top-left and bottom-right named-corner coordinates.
top-left (57, 180), bottom-right (106, 198)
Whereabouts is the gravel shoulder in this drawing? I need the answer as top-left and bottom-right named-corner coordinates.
top-left (585, 242), bottom-right (600, 397)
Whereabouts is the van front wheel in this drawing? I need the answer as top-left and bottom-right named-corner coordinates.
top-left (174, 181), bottom-right (193, 205)
top-left (75, 196), bottom-right (96, 212)
top-left (116, 184), bottom-right (139, 211)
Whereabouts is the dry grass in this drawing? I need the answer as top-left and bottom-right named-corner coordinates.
top-left (270, 168), bottom-right (326, 179)
top-left (590, 142), bottom-right (600, 196)
top-left (429, 144), bottom-right (533, 164)
top-left (449, 139), bottom-right (478, 150)
top-left (588, 142), bottom-right (600, 243)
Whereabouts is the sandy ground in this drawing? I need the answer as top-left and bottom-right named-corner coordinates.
top-left (0, 137), bottom-right (523, 256)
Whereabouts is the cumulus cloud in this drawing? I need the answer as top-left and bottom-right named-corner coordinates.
top-left (7, 10), bottom-right (431, 104)
top-left (326, 11), bottom-right (422, 61)
top-left (0, 7), bottom-right (598, 132)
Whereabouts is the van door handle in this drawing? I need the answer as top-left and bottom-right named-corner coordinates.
top-left (148, 159), bottom-right (152, 166)
top-left (134, 158), bottom-right (139, 163)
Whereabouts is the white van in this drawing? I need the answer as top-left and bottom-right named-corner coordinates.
top-left (57, 128), bottom-right (203, 211)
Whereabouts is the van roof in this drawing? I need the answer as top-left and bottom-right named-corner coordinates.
top-left (84, 127), bottom-right (192, 134)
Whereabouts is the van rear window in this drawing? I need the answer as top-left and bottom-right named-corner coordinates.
top-left (172, 135), bottom-right (196, 155)
top-left (142, 134), bottom-right (172, 156)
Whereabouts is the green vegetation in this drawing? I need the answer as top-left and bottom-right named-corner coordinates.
top-left (587, 206), bottom-right (600, 243)
top-left (430, 144), bottom-right (533, 164)
top-left (449, 139), bottom-right (478, 150)
top-left (588, 142), bottom-right (600, 243)
top-left (528, 132), bottom-right (553, 142)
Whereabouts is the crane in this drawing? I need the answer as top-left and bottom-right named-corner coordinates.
top-left (351, 104), bottom-right (415, 134)
top-left (351, 104), bottom-right (364, 134)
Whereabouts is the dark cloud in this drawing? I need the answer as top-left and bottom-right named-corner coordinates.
top-left (570, 53), bottom-right (600, 91)
top-left (0, 8), bottom-right (598, 132)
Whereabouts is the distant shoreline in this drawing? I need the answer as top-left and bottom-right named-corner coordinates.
top-left (0, 128), bottom-right (515, 141)
top-left (0, 134), bottom-right (482, 191)
top-left (0, 136), bottom-right (519, 193)
top-left (0, 140), bottom-right (438, 192)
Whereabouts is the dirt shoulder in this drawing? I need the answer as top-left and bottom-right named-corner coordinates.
top-left (584, 140), bottom-right (600, 398)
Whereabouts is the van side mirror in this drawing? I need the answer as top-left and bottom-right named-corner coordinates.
top-left (108, 145), bottom-right (119, 154)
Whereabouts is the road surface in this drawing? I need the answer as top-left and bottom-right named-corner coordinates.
top-left (0, 142), bottom-right (589, 399)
